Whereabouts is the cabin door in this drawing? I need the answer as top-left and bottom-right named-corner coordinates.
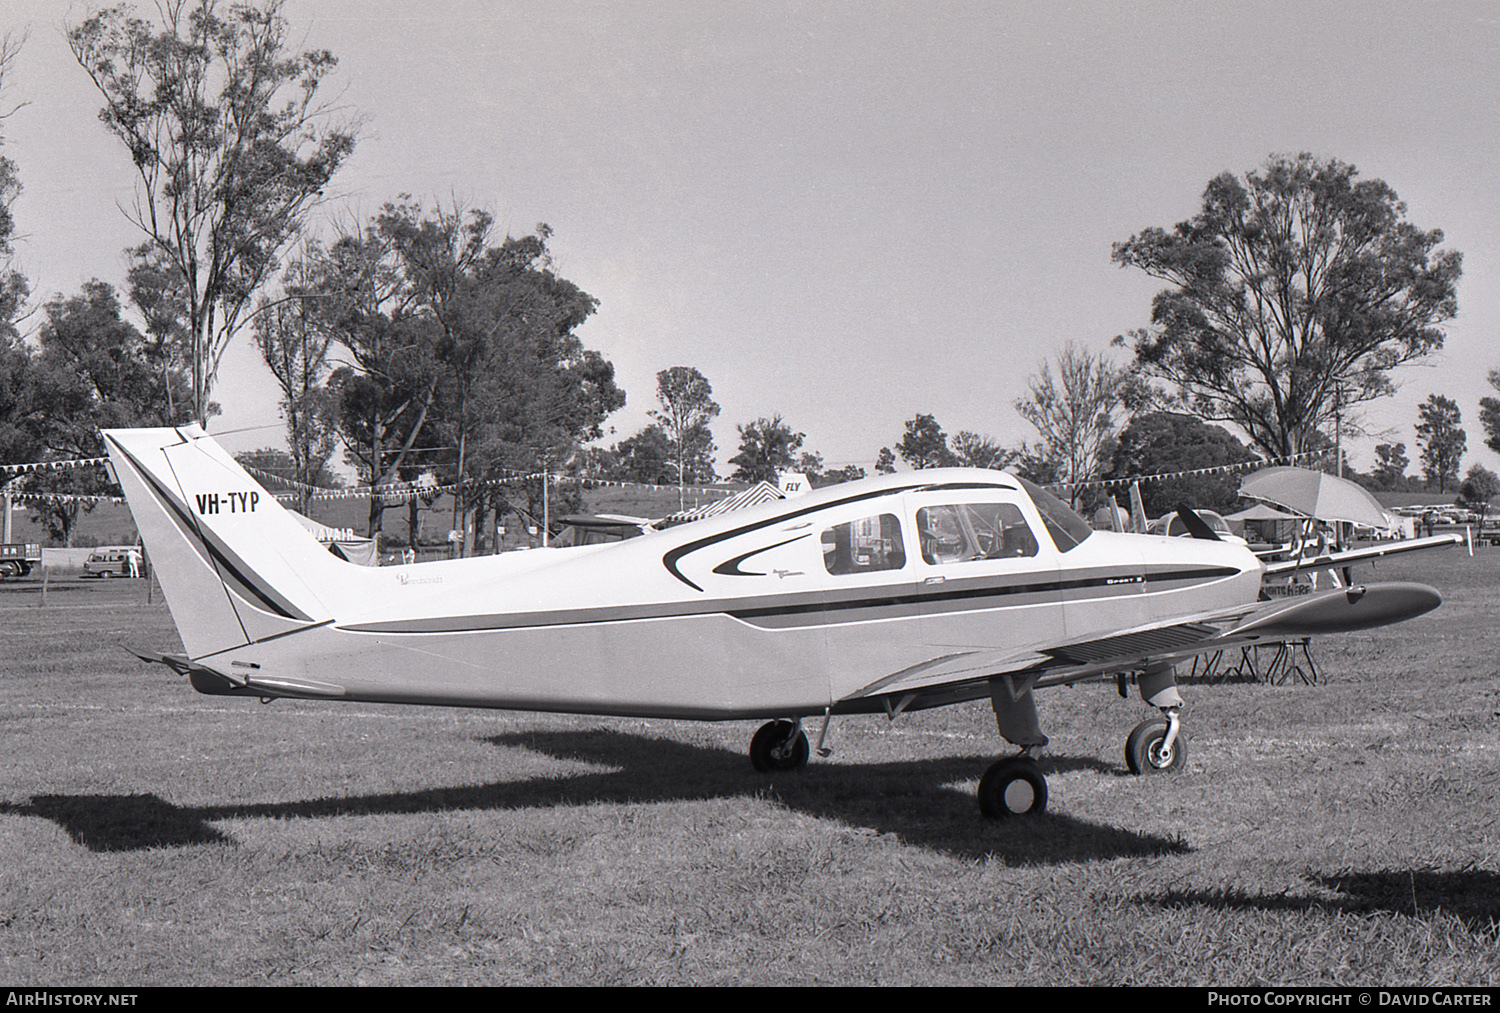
top-left (907, 491), bottom-right (1065, 652)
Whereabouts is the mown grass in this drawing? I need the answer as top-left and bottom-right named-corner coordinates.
top-left (0, 549), bottom-right (1497, 985)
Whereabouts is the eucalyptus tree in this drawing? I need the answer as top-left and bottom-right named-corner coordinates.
top-left (650, 367), bottom-right (719, 509)
top-left (450, 230), bottom-right (621, 551)
top-left (315, 202), bottom-right (621, 548)
top-left (0, 32), bottom-right (24, 350)
top-left (1479, 370), bottom-right (1500, 456)
top-left (1014, 344), bottom-right (1130, 509)
top-left (314, 212), bottom-right (441, 538)
top-left (30, 282), bottom-right (184, 543)
top-left (69, 0), bottom-right (357, 424)
top-left (1115, 153), bottom-right (1461, 458)
top-left (894, 414), bottom-right (958, 470)
top-left (1416, 394), bottom-right (1465, 493)
top-left (728, 415), bottom-right (804, 483)
top-left (254, 256), bottom-right (338, 513)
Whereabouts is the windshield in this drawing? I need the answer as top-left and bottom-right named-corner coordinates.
top-left (1014, 477), bottom-right (1094, 552)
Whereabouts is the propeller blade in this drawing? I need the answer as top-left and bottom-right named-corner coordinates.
top-left (1175, 504), bottom-right (1222, 541)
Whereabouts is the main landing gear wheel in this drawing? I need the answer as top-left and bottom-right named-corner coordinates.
top-left (977, 757), bottom-right (1048, 818)
top-left (1125, 718), bottom-right (1188, 775)
top-left (750, 720), bottom-right (810, 772)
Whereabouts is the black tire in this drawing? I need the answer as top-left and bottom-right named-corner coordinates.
top-left (749, 720), bottom-right (810, 772)
top-left (1125, 719), bottom-right (1188, 775)
top-left (977, 758), bottom-right (1048, 818)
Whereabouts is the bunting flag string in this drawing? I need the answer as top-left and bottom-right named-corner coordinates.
top-left (243, 467), bottom-right (739, 504)
top-left (1043, 450), bottom-right (1323, 495)
top-left (3, 448), bottom-right (1330, 505)
top-left (241, 461), bottom-right (738, 502)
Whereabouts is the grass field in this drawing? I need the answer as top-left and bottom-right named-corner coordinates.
top-left (0, 549), bottom-right (1496, 985)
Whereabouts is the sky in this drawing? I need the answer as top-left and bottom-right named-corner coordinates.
top-left (4, 0), bottom-right (1500, 480)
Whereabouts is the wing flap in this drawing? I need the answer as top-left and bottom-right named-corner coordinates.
top-left (1043, 622), bottom-right (1222, 665)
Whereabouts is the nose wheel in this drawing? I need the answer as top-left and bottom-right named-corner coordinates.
top-left (977, 756), bottom-right (1048, 818)
top-left (1125, 715), bottom-right (1188, 774)
top-left (749, 719), bottom-right (810, 772)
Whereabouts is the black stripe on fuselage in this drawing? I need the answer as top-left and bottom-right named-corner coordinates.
top-left (336, 564), bottom-right (1243, 635)
top-left (712, 534), bottom-right (811, 576)
top-left (729, 565), bottom-right (1241, 627)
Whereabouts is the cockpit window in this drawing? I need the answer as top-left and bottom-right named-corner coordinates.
top-left (1014, 477), bottom-right (1093, 552)
top-left (821, 514), bottom-right (906, 575)
top-left (916, 503), bottom-right (1038, 564)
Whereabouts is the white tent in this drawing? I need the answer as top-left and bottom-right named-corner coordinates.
top-left (1224, 502), bottom-right (1303, 543)
top-left (663, 481), bottom-right (784, 526)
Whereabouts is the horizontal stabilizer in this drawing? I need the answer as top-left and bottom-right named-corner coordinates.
top-left (123, 646), bottom-right (207, 678)
top-left (125, 645), bottom-right (250, 695)
top-left (125, 644), bottom-right (344, 699)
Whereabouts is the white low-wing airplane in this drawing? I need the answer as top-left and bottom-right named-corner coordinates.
top-left (103, 426), bottom-right (1460, 818)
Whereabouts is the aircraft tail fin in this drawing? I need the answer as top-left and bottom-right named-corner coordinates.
top-left (103, 427), bottom-right (368, 659)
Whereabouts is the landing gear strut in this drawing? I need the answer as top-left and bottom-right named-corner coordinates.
top-left (749, 719), bottom-right (810, 772)
top-left (1126, 664), bottom-right (1188, 775)
top-left (979, 675), bottom-right (1051, 818)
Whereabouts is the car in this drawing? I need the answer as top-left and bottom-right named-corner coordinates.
top-left (81, 549), bottom-right (140, 578)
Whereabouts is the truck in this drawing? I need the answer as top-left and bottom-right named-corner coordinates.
top-left (0, 542), bottom-right (41, 578)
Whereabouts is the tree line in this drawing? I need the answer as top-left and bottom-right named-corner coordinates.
top-left (0, 3), bottom-right (1494, 547)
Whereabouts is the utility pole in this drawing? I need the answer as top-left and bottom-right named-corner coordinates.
top-left (542, 458), bottom-right (550, 548)
top-left (1334, 383), bottom-right (1344, 478)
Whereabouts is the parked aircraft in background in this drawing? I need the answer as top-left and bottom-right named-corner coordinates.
top-left (103, 426), bottom-right (1460, 818)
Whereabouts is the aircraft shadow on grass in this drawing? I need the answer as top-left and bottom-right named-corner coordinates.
top-left (0, 728), bottom-right (1185, 864)
top-left (1141, 869), bottom-right (1500, 935)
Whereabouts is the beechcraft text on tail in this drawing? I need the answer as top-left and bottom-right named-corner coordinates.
top-left (103, 426), bottom-right (1459, 818)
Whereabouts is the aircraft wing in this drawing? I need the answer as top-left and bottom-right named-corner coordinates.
top-left (1261, 533), bottom-right (1464, 577)
top-left (840, 581), bottom-right (1441, 707)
